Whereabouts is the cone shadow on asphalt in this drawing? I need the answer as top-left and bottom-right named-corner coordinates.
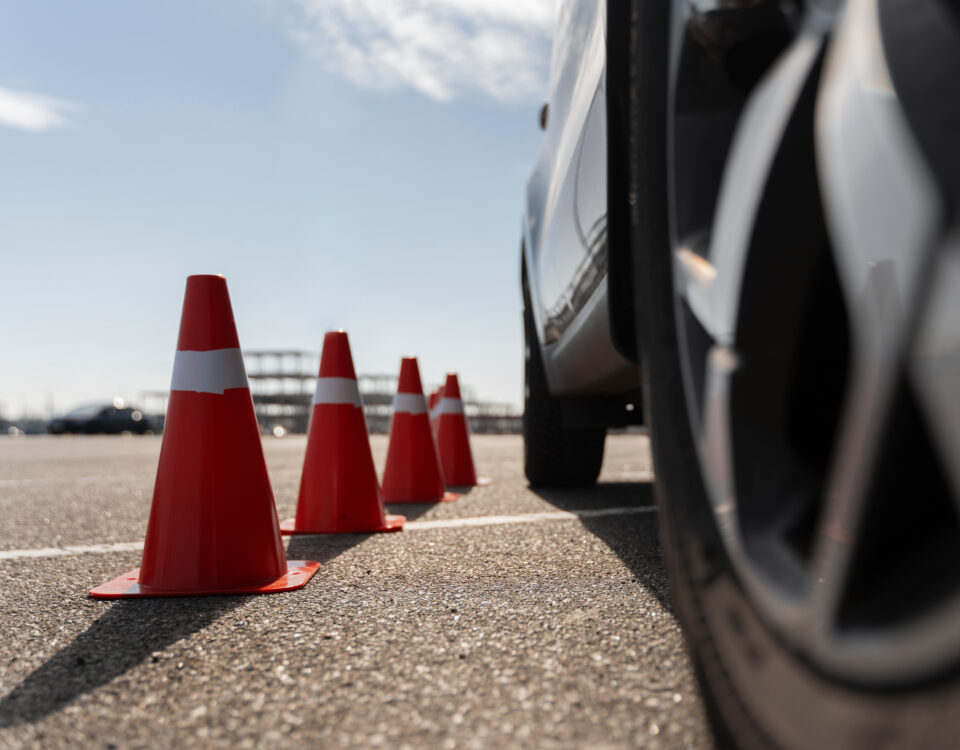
top-left (381, 490), bottom-right (473, 522)
top-left (0, 537), bottom-right (368, 728)
top-left (0, 596), bottom-right (244, 728)
top-left (376, 480), bottom-right (477, 522)
top-left (527, 480), bottom-right (671, 614)
top-left (285, 531), bottom-right (383, 561)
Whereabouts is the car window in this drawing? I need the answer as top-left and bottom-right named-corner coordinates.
top-left (66, 404), bottom-right (105, 419)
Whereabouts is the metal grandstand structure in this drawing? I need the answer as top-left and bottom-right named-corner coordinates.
top-left (143, 349), bottom-right (521, 434)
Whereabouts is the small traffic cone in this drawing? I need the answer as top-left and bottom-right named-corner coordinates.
top-left (435, 373), bottom-right (492, 487)
top-left (281, 331), bottom-right (404, 534)
top-left (382, 357), bottom-right (458, 503)
top-left (90, 275), bottom-right (319, 599)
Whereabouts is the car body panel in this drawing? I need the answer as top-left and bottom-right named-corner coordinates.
top-left (522, 0), bottom-right (638, 397)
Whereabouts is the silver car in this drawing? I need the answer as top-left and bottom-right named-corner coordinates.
top-left (521, 1), bottom-right (960, 746)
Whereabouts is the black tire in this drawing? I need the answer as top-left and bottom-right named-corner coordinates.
top-left (522, 266), bottom-right (605, 487)
top-left (629, 2), bottom-right (960, 749)
top-left (620, 2), bottom-right (740, 741)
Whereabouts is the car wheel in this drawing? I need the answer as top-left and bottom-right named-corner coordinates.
top-left (522, 263), bottom-right (605, 487)
top-left (631, 0), bottom-right (960, 747)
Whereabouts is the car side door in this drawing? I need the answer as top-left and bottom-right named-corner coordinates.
top-left (527, 0), bottom-right (607, 346)
top-left (98, 407), bottom-right (129, 434)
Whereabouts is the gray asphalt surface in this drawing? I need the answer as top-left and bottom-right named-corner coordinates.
top-left (0, 434), bottom-right (713, 749)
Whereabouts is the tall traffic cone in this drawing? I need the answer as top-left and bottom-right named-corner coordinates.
top-left (90, 275), bottom-right (319, 599)
top-left (435, 373), bottom-right (492, 487)
top-left (382, 357), bottom-right (458, 503)
top-left (281, 331), bottom-right (405, 534)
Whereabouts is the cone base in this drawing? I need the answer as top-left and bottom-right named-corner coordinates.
top-left (384, 491), bottom-right (460, 504)
top-left (279, 514), bottom-right (406, 535)
top-left (88, 561), bottom-right (321, 599)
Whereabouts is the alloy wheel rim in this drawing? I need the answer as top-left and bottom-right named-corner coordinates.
top-left (668, 0), bottom-right (960, 684)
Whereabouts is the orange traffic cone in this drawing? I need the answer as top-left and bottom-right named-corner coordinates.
top-left (382, 357), bottom-right (458, 503)
top-left (90, 275), bottom-right (319, 599)
top-left (281, 331), bottom-right (405, 534)
top-left (435, 373), bottom-right (492, 487)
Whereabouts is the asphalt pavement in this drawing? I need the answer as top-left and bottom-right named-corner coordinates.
top-left (0, 434), bottom-right (713, 749)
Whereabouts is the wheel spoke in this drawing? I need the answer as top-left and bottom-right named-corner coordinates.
top-left (814, 0), bottom-right (940, 356)
top-left (676, 34), bottom-right (824, 344)
top-left (667, 28), bottom-right (844, 642)
top-left (805, 357), bottom-right (898, 638)
top-left (806, 0), bottom-right (944, 655)
top-left (675, 32), bottom-right (826, 461)
top-left (911, 239), bottom-right (960, 514)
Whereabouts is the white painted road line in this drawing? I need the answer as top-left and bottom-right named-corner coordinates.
top-left (0, 506), bottom-right (657, 562)
top-left (404, 506), bottom-right (657, 531)
top-left (0, 540), bottom-right (146, 560)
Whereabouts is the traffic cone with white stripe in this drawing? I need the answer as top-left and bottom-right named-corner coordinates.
top-left (90, 275), bottom-right (319, 599)
top-left (382, 357), bottom-right (458, 503)
top-left (281, 331), bottom-right (404, 534)
top-left (435, 373), bottom-right (492, 487)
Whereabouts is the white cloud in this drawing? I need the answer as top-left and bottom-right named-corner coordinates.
top-left (0, 86), bottom-right (74, 132)
top-left (286, 0), bottom-right (556, 102)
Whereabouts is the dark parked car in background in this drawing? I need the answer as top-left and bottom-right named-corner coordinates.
top-left (47, 401), bottom-right (153, 435)
top-left (523, 0), bottom-right (960, 747)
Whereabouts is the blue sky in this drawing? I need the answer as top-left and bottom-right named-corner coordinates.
top-left (0, 0), bottom-right (554, 417)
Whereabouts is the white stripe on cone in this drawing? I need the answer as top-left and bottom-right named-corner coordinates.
top-left (171, 348), bottom-right (248, 394)
top-left (436, 397), bottom-right (464, 415)
top-left (393, 393), bottom-right (427, 415)
top-left (313, 377), bottom-right (362, 407)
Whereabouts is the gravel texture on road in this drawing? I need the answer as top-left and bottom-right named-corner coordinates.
top-left (0, 434), bottom-right (713, 749)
